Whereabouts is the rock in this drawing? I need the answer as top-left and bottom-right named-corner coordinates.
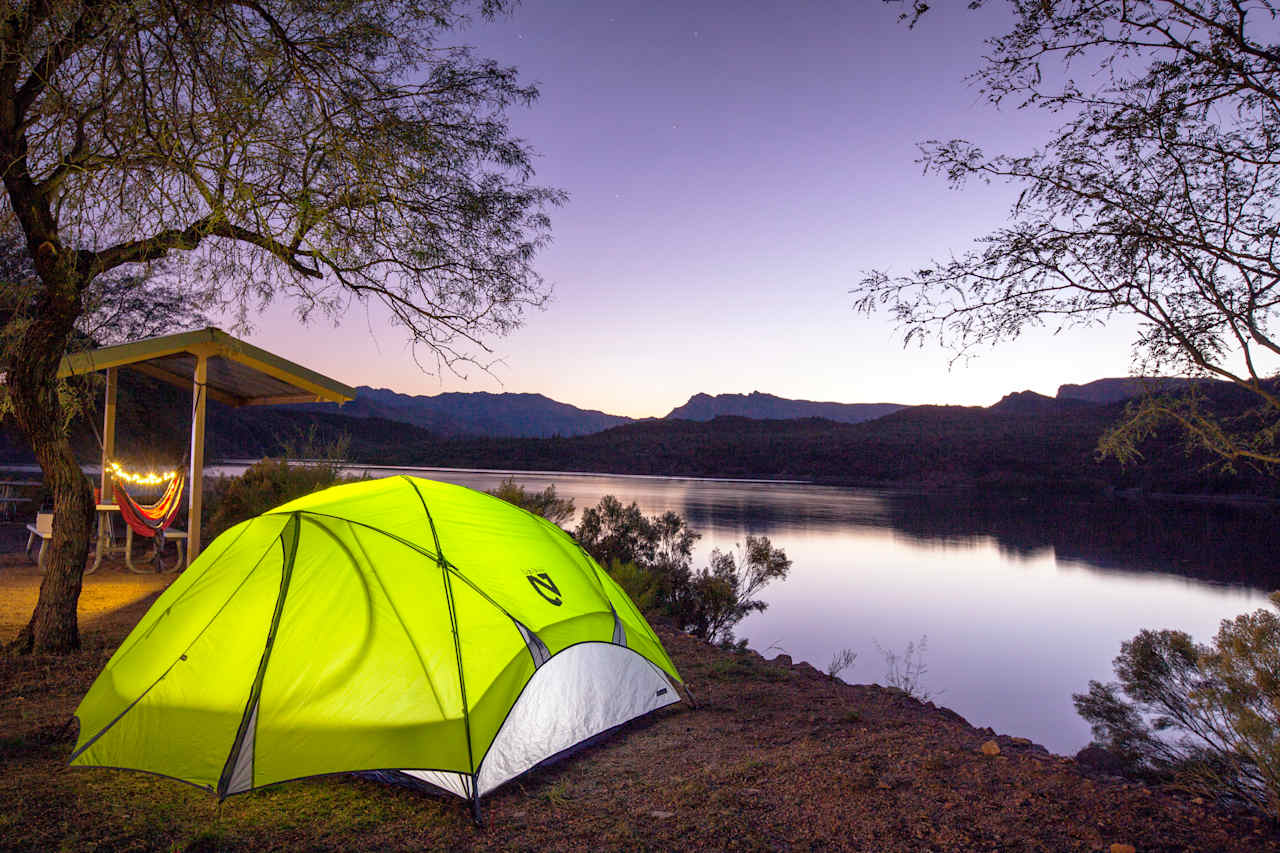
top-left (1192, 796), bottom-right (1205, 805)
top-left (771, 654), bottom-right (792, 667)
top-left (650, 810), bottom-right (675, 819)
top-left (1109, 844), bottom-right (1136, 853)
top-left (1009, 737), bottom-right (1032, 746)
top-left (980, 740), bottom-right (1001, 756)
top-left (1076, 745), bottom-right (1127, 775)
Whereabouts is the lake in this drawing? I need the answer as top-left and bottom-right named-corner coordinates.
top-left (217, 464), bottom-right (1276, 755)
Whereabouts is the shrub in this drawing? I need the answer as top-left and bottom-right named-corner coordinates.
top-left (579, 495), bottom-right (790, 645)
top-left (576, 496), bottom-right (699, 612)
top-left (1074, 594), bottom-right (1280, 817)
top-left (605, 559), bottom-right (659, 613)
top-left (485, 477), bottom-right (575, 526)
top-left (679, 536), bottom-right (791, 645)
top-left (826, 648), bottom-right (858, 681)
top-left (203, 458), bottom-right (351, 541)
top-left (876, 635), bottom-right (935, 701)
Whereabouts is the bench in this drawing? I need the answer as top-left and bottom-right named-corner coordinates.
top-left (125, 526), bottom-right (187, 573)
top-left (24, 512), bottom-right (52, 571)
top-left (27, 513), bottom-right (187, 573)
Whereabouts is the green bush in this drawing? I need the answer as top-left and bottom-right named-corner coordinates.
top-left (579, 495), bottom-right (790, 645)
top-left (679, 537), bottom-right (791, 645)
top-left (485, 477), bottom-right (575, 526)
top-left (1074, 593), bottom-right (1280, 818)
top-left (605, 559), bottom-right (659, 613)
top-left (203, 458), bottom-right (353, 541)
top-left (576, 496), bottom-right (699, 613)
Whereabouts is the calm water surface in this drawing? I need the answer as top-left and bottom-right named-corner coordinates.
top-left (213, 464), bottom-right (1276, 755)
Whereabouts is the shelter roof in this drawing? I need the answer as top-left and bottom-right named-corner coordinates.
top-left (57, 327), bottom-right (355, 408)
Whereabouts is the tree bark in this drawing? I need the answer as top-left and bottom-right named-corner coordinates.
top-left (4, 250), bottom-right (93, 654)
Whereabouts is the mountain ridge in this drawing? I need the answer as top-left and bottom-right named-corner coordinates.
top-left (665, 391), bottom-right (905, 424)
top-left (303, 385), bottom-right (636, 438)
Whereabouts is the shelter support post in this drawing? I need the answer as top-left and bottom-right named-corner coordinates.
top-left (88, 368), bottom-right (118, 575)
top-left (100, 368), bottom-right (116, 500)
top-left (188, 354), bottom-right (207, 564)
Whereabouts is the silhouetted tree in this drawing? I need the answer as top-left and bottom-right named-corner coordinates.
top-left (858, 0), bottom-right (1280, 471)
top-left (0, 0), bottom-right (561, 653)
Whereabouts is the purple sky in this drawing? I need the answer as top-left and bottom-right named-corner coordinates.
top-left (239, 1), bottom-right (1145, 418)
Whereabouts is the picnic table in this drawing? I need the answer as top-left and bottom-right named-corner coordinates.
top-left (88, 503), bottom-right (186, 574)
top-left (0, 479), bottom-right (40, 521)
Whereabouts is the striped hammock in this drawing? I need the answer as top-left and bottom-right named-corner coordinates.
top-left (113, 473), bottom-right (185, 539)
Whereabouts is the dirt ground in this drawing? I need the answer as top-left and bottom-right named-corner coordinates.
top-left (1, 549), bottom-right (1276, 852)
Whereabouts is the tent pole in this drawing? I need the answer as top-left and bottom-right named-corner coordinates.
top-left (100, 367), bottom-right (116, 501)
top-left (188, 354), bottom-right (207, 565)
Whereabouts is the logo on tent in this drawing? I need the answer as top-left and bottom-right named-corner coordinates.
top-left (526, 571), bottom-right (562, 606)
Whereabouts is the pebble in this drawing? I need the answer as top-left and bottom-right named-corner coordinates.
top-left (1109, 844), bottom-right (1136, 853)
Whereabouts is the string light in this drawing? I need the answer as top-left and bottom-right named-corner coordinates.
top-left (107, 460), bottom-right (179, 486)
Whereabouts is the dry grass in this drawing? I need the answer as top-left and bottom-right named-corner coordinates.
top-left (2, 551), bottom-right (1277, 851)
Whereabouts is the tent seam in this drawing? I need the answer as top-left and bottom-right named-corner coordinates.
top-left (404, 477), bottom-right (479, 805)
top-left (69, 525), bottom-right (285, 764)
top-left (108, 519), bottom-right (258, 665)
top-left (216, 513), bottom-right (302, 798)
top-left (342, 519), bottom-right (450, 718)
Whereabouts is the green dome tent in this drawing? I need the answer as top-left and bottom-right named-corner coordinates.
top-left (70, 476), bottom-right (682, 819)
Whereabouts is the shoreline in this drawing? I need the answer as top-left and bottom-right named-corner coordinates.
top-left (3, 458), bottom-right (1279, 508)
top-left (3, 555), bottom-right (1276, 849)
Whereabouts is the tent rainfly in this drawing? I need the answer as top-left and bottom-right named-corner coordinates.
top-left (70, 477), bottom-right (683, 820)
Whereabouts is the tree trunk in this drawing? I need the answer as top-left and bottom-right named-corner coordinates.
top-left (0, 47), bottom-right (96, 653)
top-left (5, 252), bottom-right (93, 654)
top-left (7, 430), bottom-right (92, 654)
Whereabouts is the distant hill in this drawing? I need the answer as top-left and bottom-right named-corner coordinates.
top-left (665, 391), bottom-right (905, 424)
top-left (1056, 377), bottom-right (1203, 404)
top-left (306, 386), bottom-right (635, 438)
top-left (5, 370), bottom-right (1276, 499)
top-left (989, 390), bottom-right (1100, 416)
top-left (387, 400), bottom-right (1278, 497)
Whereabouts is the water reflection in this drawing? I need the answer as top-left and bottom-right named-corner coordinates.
top-left (218, 464), bottom-right (1277, 753)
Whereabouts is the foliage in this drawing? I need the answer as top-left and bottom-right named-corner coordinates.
top-left (576, 495), bottom-right (699, 606)
top-left (580, 495), bottom-right (790, 645)
top-left (0, 0), bottom-right (561, 652)
top-left (826, 648), bottom-right (858, 681)
top-left (860, 0), bottom-right (1280, 470)
top-left (0, 228), bottom-right (206, 429)
top-left (603, 559), bottom-right (659, 614)
top-left (0, 223), bottom-right (211, 348)
top-left (485, 476), bottom-right (575, 526)
top-left (203, 430), bottom-right (355, 540)
top-left (0, 0), bottom-right (561, 362)
top-left (876, 635), bottom-right (934, 701)
top-left (1075, 595), bottom-right (1280, 817)
top-left (91, 397), bottom-right (1280, 498)
top-left (682, 536), bottom-right (792, 645)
